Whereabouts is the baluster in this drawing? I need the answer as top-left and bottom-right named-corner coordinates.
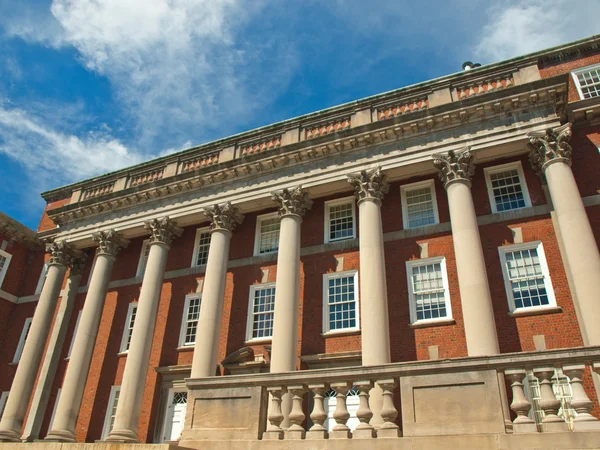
top-left (307, 383), bottom-right (328, 439)
top-left (329, 382), bottom-right (351, 439)
top-left (477, 81), bottom-right (484, 95)
top-left (467, 84), bottom-right (475, 97)
top-left (263, 386), bottom-right (287, 440)
top-left (504, 370), bottom-right (537, 433)
top-left (376, 379), bottom-right (401, 437)
top-left (286, 385), bottom-right (307, 439)
top-left (459, 87), bottom-right (467, 99)
top-left (533, 368), bottom-right (569, 432)
top-left (505, 75), bottom-right (513, 87)
top-left (486, 79), bottom-right (494, 92)
top-left (353, 380), bottom-right (375, 438)
top-left (562, 364), bottom-right (600, 430)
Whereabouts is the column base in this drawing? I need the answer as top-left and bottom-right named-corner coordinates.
top-left (541, 421), bottom-right (570, 432)
top-left (513, 422), bottom-right (538, 433)
top-left (306, 429), bottom-right (328, 439)
top-left (353, 427), bottom-right (376, 438)
top-left (262, 430), bottom-right (283, 440)
top-left (0, 429), bottom-right (21, 442)
top-left (573, 420), bottom-right (600, 431)
top-left (376, 426), bottom-right (401, 438)
top-left (104, 428), bottom-right (140, 443)
top-left (284, 429), bottom-right (305, 440)
top-left (44, 429), bottom-right (76, 443)
top-left (329, 429), bottom-right (351, 439)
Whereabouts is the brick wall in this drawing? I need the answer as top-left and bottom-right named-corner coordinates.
top-left (539, 50), bottom-right (600, 102)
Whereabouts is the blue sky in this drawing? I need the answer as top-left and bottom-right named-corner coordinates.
top-left (0, 0), bottom-right (598, 229)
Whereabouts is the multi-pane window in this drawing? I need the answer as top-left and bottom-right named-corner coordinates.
top-left (101, 386), bottom-right (121, 440)
top-left (191, 228), bottom-right (211, 267)
top-left (400, 180), bottom-right (439, 229)
top-left (13, 317), bottom-right (33, 363)
top-left (179, 294), bottom-right (201, 346)
top-left (35, 263), bottom-right (49, 294)
top-left (499, 242), bottom-right (556, 312)
top-left (0, 249), bottom-right (12, 289)
top-left (406, 257), bottom-right (452, 324)
top-left (484, 162), bottom-right (531, 214)
top-left (246, 284), bottom-right (276, 341)
top-left (323, 271), bottom-right (359, 333)
top-left (120, 303), bottom-right (138, 353)
top-left (325, 198), bottom-right (356, 243)
top-left (254, 214), bottom-right (280, 255)
top-left (572, 64), bottom-right (600, 99)
top-left (136, 240), bottom-right (151, 278)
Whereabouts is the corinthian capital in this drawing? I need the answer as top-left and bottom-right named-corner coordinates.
top-left (528, 123), bottom-right (572, 173)
top-left (202, 202), bottom-right (245, 232)
top-left (45, 240), bottom-right (80, 267)
top-left (144, 216), bottom-right (183, 246)
top-left (347, 167), bottom-right (389, 203)
top-left (271, 186), bottom-right (313, 218)
top-left (433, 148), bottom-right (475, 188)
top-left (92, 230), bottom-right (129, 257)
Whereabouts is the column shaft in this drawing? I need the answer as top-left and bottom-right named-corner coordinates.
top-left (0, 263), bottom-right (67, 441)
top-left (270, 215), bottom-right (302, 373)
top-left (358, 199), bottom-right (391, 366)
top-left (191, 229), bottom-right (231, 378)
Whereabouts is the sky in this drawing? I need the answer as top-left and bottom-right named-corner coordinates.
top-left (0, 0), bottom-right (598, 230)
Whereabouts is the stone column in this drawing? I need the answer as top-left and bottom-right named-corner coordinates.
top-left (21, 255), bottom-right (87, 441)
top-left (529, 123), bottom-right (600, 345)
top-left (433, 149), bottom-right (499, 356)
top-left (269, 186), bottom-right (312, 373)
top-left (347, 167), bottom-right (391, 366)
top-left (46, 230), bottom-right (128, 442)
top-left (106, 218), bottom-right (182, 443)
top-left (0, 241), bottom-right (77, 442)
top-left (191, 203), bottom-right (244, 378)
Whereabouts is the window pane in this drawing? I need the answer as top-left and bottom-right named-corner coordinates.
top-left (125, 305), bottom-right (137, 351)
top-left (185, 297), bottom-right (201, 345)
top-left (327, 275), bottom-right (357, 330)
top-left (490, 169), bottom-right (526, 212)
top-left (504, 248), bottom-right (550, 309)
top-left (251, 287), bottom-right (276, 338)
top-left (259, 218), bottom-right (280, 254)
top-left (405, 187), bottom-right (435, 228)
top-left (329, 202), bottom-right (354, 241)
top-left (195, 232), bottom-right (211, 266)
top-left (577, 68), bottom-right (600, 99)
top-left (410, 262), bottom-right (448, 321)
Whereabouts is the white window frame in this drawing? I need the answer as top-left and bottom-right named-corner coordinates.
top-left (35, 263), bottom-right (49, 295)
top-left (245, 283), bottom-right (276, 342)
top-left (119, 302), bottom-right (138, 353)
top-left (0, 392), bottom-right (8, 419)
top-left (190, 227), bottom-right (211, 268)
top-left (67, 310), bottom-right (82, 358)
top-left (0, 249), bottom-right (12, 289)
top-left (178, 294), bottom-right (202, 347)
top-left (484, 162), bottom-right (531, 214)
top-left (572, 63), bottom-right (600, 100)
top-left (498, 241), bottom-right (557, 313)
top-left (253, 212), bottom-right (280, 256)
top-left (101, 386), bottom-right (121, 440)
top-left (322, 270), bottom-right (360, 334)
top-left (324, 197), bottom-right (356, 244)
top-left (136, 240), bottom-right (151, 278)
top-left (400, 179), bottom-right (440, 230)
top-left (406, 257), bottom-right (453, 325)
top-left (13, 317), bottom-right (33, 363)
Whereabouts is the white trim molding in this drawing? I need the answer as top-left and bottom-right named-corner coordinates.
top-left (101, 385), bottom-right (121, 440)
top-left (253, 212), bottom-right (280, 257)
top-left (135, 240), bottom-right (151, 278)
top-left (119, 302), bottom-right (138, 353)
top-left (322, 270), bottom-right (360, 335)
top-left (245, 283), bottom-right (276, 342)
top-left (406, 256), bottom-right (452, 326)
top-left (13, 317), bottom-right (33, 363)
top-left (400, 179), bottom-right (440, 230)
top-left (484, 161), bottom-right (531, 214)
top-left (0, 249), bottom-right (12, 289)
top-left (190, 227), bottom-right (211, 268)
top-left (324, 196), bottom-right (356, 244)
top-left (571, 62), bottom-right (600, 100)
top-left (178, 293), bottom-right (202, 347)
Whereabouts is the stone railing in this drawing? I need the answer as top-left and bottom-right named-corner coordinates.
top-left (180, 153), bottom-right (220, 173)
top-left (240, 135), bottom-right (282, 157)
top-left (303, 117), bottom-right (351, 140)
top-left (454, 73), bottom-right (514, 100)
top-left (127, 167), bottom-right (165, 188)
top-left (181, 347), bottom-right (600, 445)
top-left (376, 98), bottom-right (428, 121)
top-left (81, 181), bottom-right (115, 201)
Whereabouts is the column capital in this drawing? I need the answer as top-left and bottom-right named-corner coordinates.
top-left (45, 240), bottom-right (80, 267)
top-left (433, 147), bottom-right (475, 188)
top-left (92, 230), bottom-right (129, 258)
top-left (144, 216), bottom-right (183, 246)
top-left (201, 202), bottom-right (244, 232)
top-left (346, 167), bottom-right (389, 203)
top-left (527, 123), bottom-right (572, 173)
top-left (69, 252), bottom-right (88, 277)
top-left (271, 186), bottom-right (313, 218)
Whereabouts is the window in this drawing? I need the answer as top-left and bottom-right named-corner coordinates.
top-left (324, 197), bottom-right (356, 243)
top-left (572, 63), bottom-right (600, 99)
top-left (67, 310), bottom-right (82, 358)
top-left (179, 294), bottom-right (201, 347)
top-left (323, 271), bottom-right (359, 334)
top-left (484, 162), bottom-right (531, 214)
top-left (35, 263), bottom-right (49, 295)
top-left (406, 257), bottom-right (452, 324)
top-left (246, 284), bottom-right (276, 341)
top-left (136, 240), bottom-right (151, 278)
top-left (120, 303), bottom-right (138, 353)
top-left (191, 228), bottom-right (211, 267)
top-left (254, 213), bottom-right (280, 256)
top-left (13, 317), bottom-right (33, 363)
top-left (0, 249), bottom-right (12, 289)
top-left (499, 242), bottom-right (556, 313)
top-left (0, 392), bottom-right (8, 419)
top-left (400, 180), bottom-right (439, 229)
top-left (101, 386), bottom-right (121, 440)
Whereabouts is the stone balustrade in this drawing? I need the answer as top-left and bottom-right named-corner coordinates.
top-left (376, 98), bottom-right (428, 120)
top-left (127, 167), bottom-right (165, 188)
top-left (181, 347), bottom-right (600, 445)
top-left (454, 73), bottom-right (514, 100)
top-left (81, 181), bottom-right (115, 200)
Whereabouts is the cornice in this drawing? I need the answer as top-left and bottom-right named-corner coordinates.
top-left (0, 212), bottom-right (43, 250)
top-left (44, 75), bottom-right (568, 232)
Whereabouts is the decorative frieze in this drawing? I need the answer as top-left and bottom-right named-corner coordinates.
top-left (433, 148), bottom-right (475, 187)
top-left (92, 230), bottom-right (129, 257)
top-left (377, 98), bottom-right (428, 121)
top-left (201, 202), bottom-right (244, 232)
top-left (144, 217), bottom-right (183, 246)
top-left (455, 74), bottom-right (514, 100)
top-left (181, 153), bottom-right (219, 173)
top-left (81, 182), bottom-right (115, 201)
top-left (45, 240), bottom-right (80, 267)
top-left (527, 123), bottom-right (572, 173)
top-left (240, 136), bottom-right (281, 157)
top-left (304, 118), bottom-right (351, 140)
top-left (128, 167), bottom-right (164, 188)
top-left (271, 186), bottom-right (313, 218)
top-left (347, 166), bottom-right (389, 202)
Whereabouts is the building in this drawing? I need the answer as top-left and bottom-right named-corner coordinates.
top-left (0, 35), bottom-right (600, 449)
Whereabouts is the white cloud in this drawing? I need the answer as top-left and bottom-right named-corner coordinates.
top-left (474, 0), bottom-right (600, 63)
